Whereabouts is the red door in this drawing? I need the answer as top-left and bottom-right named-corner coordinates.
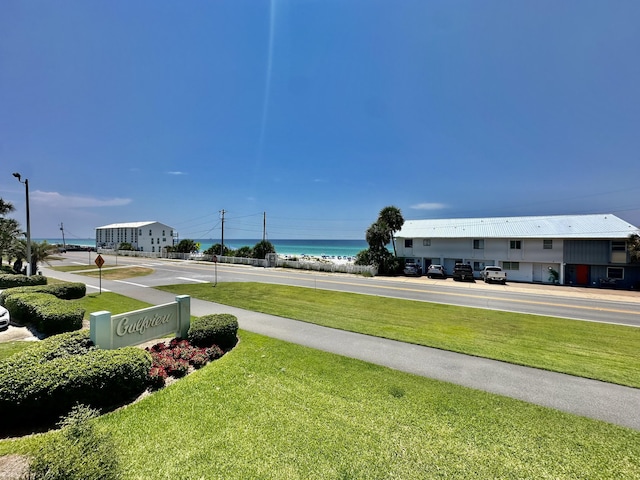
top-left (576, 265), bottom-right (589, 285)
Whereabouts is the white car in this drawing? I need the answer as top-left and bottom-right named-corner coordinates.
top-left (0, 306), bottom-right (9, 329)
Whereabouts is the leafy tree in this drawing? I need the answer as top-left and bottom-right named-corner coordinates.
top-left (118, 242), bottom-right (133, 251)
top-left (204, 244), bottom-right (231, 256)
top-left (234, 246), bottom-right (253, 258)
top-left (0, 217), bottom-right (20, 268)
top-left (175, 239), bottom-right (199, 253)
top-left (378, 206), bottom-right (404, 257)
top-left (253, 240), bottom-right (275, 259)
top-left (629, 233), bottom-right (640, 263)
top-left (0, 199), bottom-right (18, 267)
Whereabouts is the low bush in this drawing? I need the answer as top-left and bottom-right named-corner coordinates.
top-left (28, 404), bottom-right (121, 480)
top-left (0, 331), bottom-right (151, 427)
top-left (0, 273), bottom-right (47, 288)
top-left (2, 291), bottom-right (84, 334)
top-left (188, 313), bottom-right (238, 349)
top-left (0, 281), bottom-right (86, 305)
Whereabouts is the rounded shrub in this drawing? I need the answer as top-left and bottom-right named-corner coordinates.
top-left (0, 273), bottom-right (47, 289)
top-left (2, 291), bottom-right (84, 335)
top-left (0, 330), bottom-right (152, 426)
top-left (0, 282), bottom-right (86, 306)
top-left (188, 313), bottom-right (238, 349)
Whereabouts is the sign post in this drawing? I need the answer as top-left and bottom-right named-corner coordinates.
top-left (212, 255), bottom-right (218, 287)
top-left (95, 254), bottom-right (105, 294)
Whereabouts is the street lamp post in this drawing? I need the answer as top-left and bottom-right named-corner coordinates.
top-left (12, 173), bottom-right (32, 276)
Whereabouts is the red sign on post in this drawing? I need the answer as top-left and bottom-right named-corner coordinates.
top-left (95, 254), bottom-right (105, 268)
top-left (212, 255), bottom-right (218, 263)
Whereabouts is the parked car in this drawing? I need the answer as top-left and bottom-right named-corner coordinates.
top-left (480, 266), bottom-right (507, 284)
top-left (403, 263), bottom-right (422, 276)
top-left (426, 264), bottom-right (447, 279)
top-left (0, 305), bottom-right (10, 329)
top-left (452, 263), bottom-right (474, 282)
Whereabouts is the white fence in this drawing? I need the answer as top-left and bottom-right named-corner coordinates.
top-left (98, 249), bottom-right (377, 276)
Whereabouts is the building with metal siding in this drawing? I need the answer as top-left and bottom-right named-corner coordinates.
top-left (395, 214), bottom-right (640, 288)
top-left (95, 221), bottom-right (175, 253)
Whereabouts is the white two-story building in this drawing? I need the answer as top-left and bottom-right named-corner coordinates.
top-left (395, 213), bottom-right (640, 288)
top-left (96, 221), bottom-right (175, 253)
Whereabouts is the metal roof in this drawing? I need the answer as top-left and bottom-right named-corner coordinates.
top-left (396, 214), bottom-right (640, 240)
top-left (96, 221), bottom-right (167, 229)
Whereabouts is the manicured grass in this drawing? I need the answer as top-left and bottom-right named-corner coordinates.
top-left (73, 292), bottom-right (152, 320)
top-left (49, 265), bottom-right (153, 280)
top-left (158, 282), bottom-right (640, 388)
top-left (81, 267), bottom-right (153, 280)
top-left (49, 265), bottom-right (100, 272)
top-left (2, 330), bottom-right (638, 478)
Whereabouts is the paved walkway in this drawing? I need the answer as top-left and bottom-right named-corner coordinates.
top-left (5, 266), bottom-right (640, 431)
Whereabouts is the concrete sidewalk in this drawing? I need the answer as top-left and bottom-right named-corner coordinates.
top-left (10, 266), bottom-right (640, 431)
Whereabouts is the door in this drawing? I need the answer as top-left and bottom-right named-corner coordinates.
top-left (576, 264), bottom-right (589, 285)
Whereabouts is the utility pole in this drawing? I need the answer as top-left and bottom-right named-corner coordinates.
top-left (220, 209), bottom-right (226, 257)
top-left (263, 211), bottom-right (266, 242)
top-left (59, 223), bottom-right (66, 252)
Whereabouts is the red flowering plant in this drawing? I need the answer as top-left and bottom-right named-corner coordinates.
top-left (146, 338), bottom-right (226, 387)
top-left (148, 366), bottom-right (168, 390)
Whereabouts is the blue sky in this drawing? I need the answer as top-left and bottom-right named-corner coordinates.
top-left (1, 1), bottom-right (639, 241)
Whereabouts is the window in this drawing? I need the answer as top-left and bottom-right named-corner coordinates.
top-left (151, 238), bottom-right (154, 244)
top-left (473, 261), bottom-right (485, 271)
top-left (611, 241), bottom-right (626, 252)
top-left (503, 262), bottom-right (519, 270)
top-left (607, 267), bottom-right (624, 279)
top-left (149, 229), bottom-right (152, 236)
top-left (473, 239), bottom-right (484, 250)
top-left (404, 239), bottom-right (413, 248)
top-left (543, 239), bottom-right (553, 249)
top-left (139, 229), bottom-right (142, 235)
top-left (510, 240), bottom-right (522, 250)
top-left (423, 239), bottom-right (431, 246)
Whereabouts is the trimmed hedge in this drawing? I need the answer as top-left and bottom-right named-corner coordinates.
top-left (3, 292), bottom-right (84, 334)
top-left (0, 331), bottom-right (152, 426)
top-left (0, 273), bottom-right (47, 288)
top-left (188, 313), bottom-right (238, 349)
top-left (0, 282), bottom-right (86, 306)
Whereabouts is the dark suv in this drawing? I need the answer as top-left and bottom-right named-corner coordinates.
top-left (452, 263), bottom-right (474, 282)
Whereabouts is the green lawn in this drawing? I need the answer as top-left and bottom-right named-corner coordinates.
top-left (2, 287), bottom-right (639, 478)
top-left (2, 330), bottom-right (639, 478)
top-left (158, 282), bottom-right (640, 388)
top-left (73, 292), bottom-right (152, 319)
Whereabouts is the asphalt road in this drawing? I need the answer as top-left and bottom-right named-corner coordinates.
top-left (31, 251), bottom-right (640, 431)
top-left (65, 251), bottom-right (640, 326)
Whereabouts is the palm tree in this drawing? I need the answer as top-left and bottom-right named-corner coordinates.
top-left (12, 239), bottom-right (58, 275)
top-left (0, 199), bottom-right (15, 216)
top-left (365, 221), bottom-right (391, 250)
top-left (175, 239), bottom-right (199, 253)
top-left (0, 218), bottom-right (21, 268)
top-left (377, 206), bottom-right (404, 257)
top-left (0, 198), bottom-right (19, 268)
top-left (253, 240), bottom-right (275, 259)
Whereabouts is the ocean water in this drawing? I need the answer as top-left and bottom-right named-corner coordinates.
top-left (38, 238), bottom-right (369, 258)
